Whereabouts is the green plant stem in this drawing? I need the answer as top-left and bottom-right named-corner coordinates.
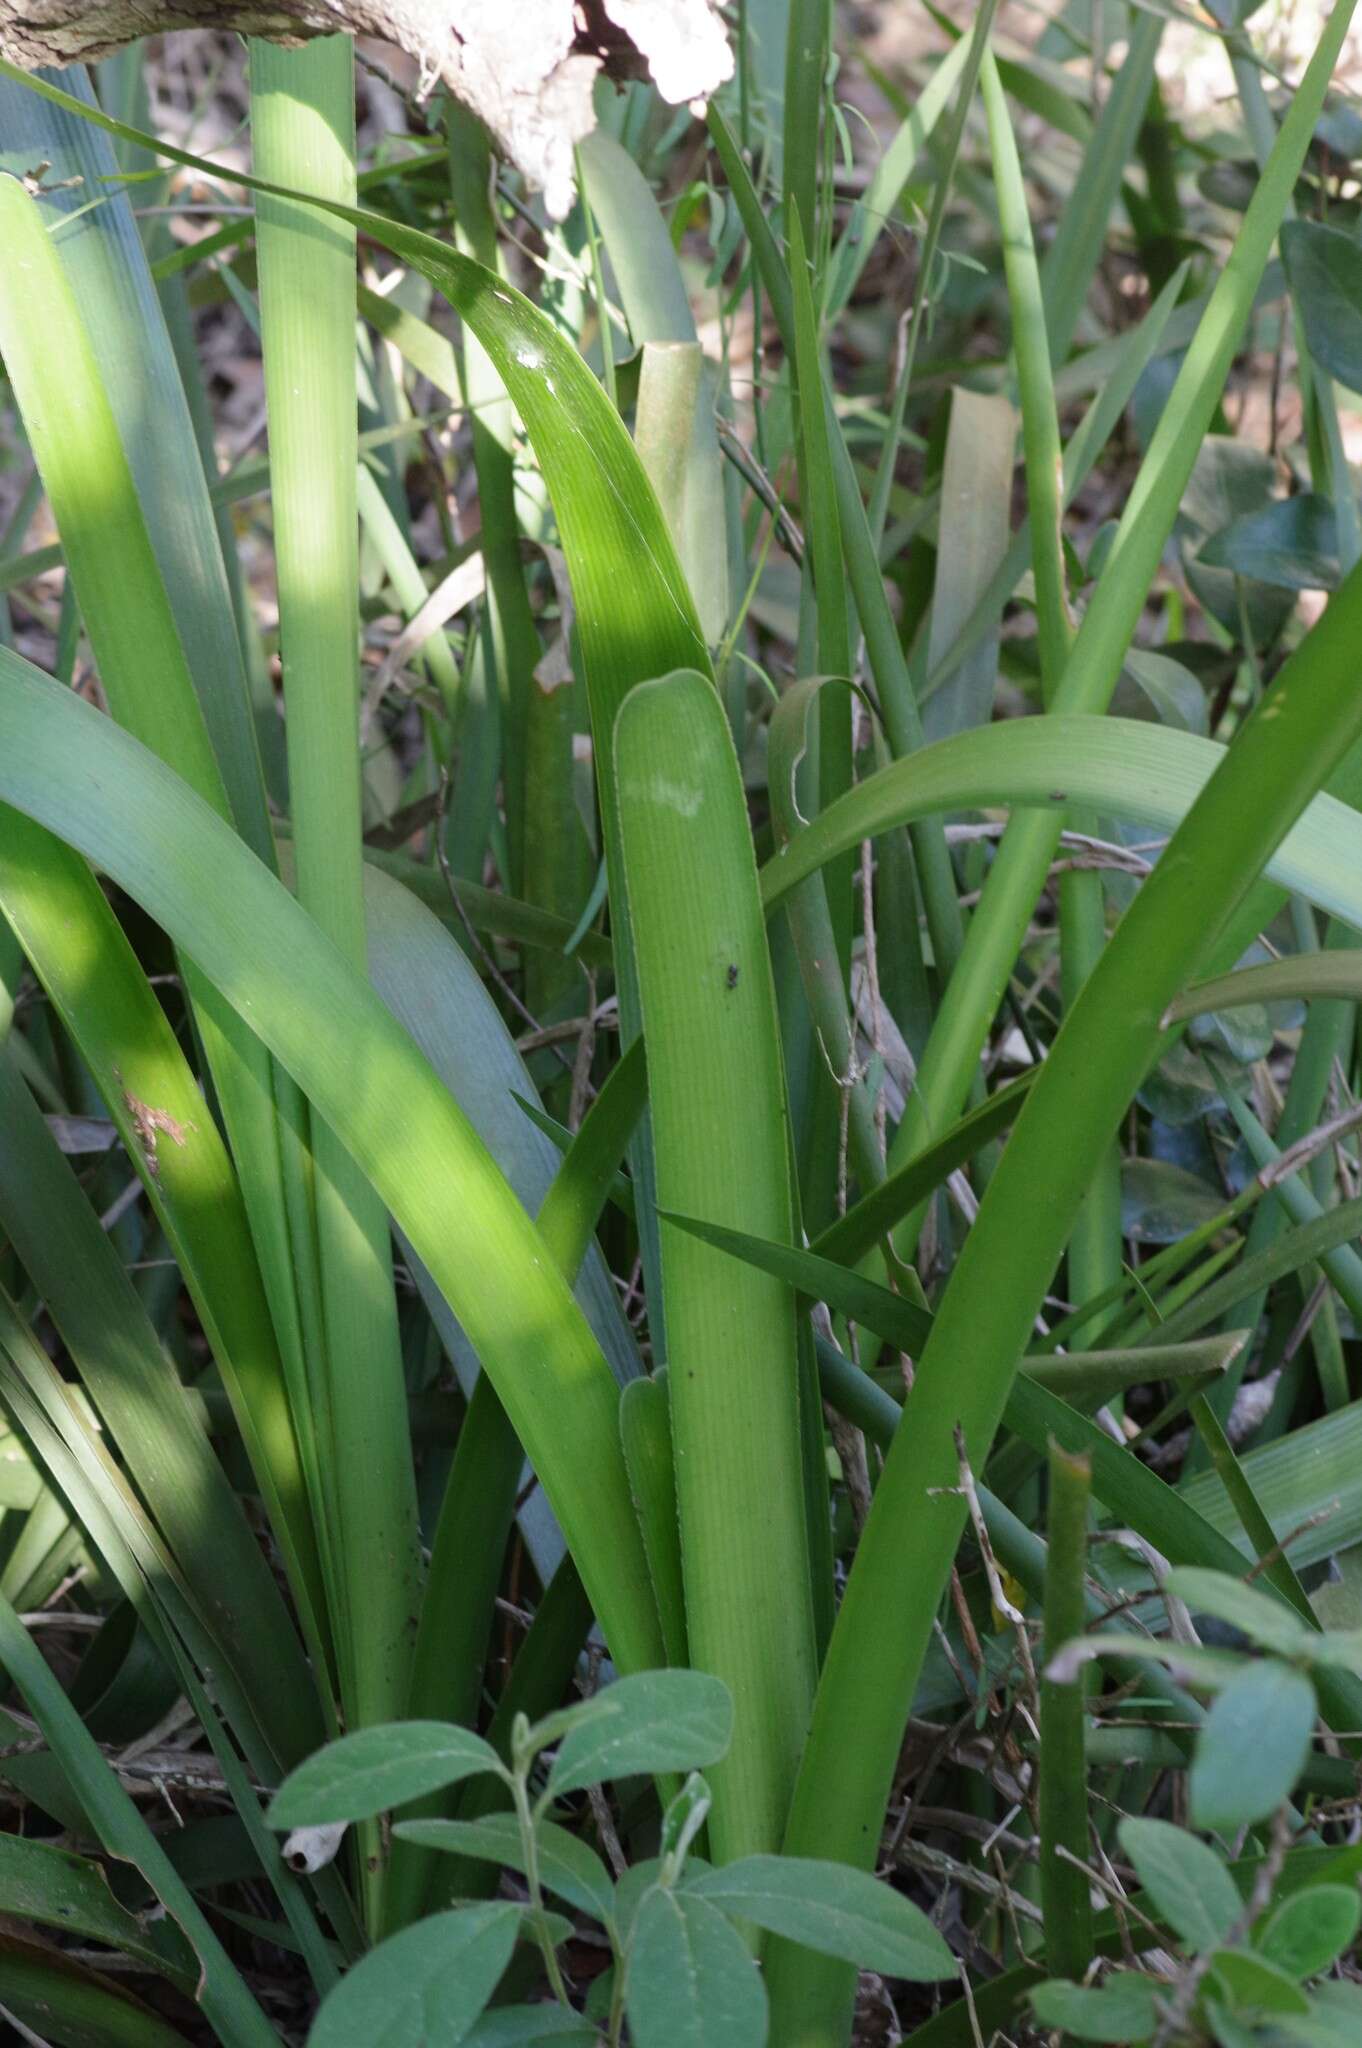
top-left (510, 1754), bottom-right (573, 2007)
top-left (1038, 1441), bottom-right (1094, 1980)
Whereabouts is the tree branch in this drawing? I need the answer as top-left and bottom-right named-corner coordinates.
top-left (0, 0), bottom-right (733, 215)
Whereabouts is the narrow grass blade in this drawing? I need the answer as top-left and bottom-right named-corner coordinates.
top-left (922, 387), bottom-right (1015, 742)
top-left (0, 1057), bottom-right (318, 1772)
top-left (759, 714), bottom-right (1362, 936)
top-left (1038, 7), bottom-right (1163, 363)
top-left (824, 36), bottom-right (972, 317)
top-left (1189, 1393), bottom-right (1315, 1624)
top-left (0, 66), bottom-right (274, 859)
top-left (0, 166), bottom-right (331, 1675)
top-left (0, 811), bottom-right (325, 1647)
top-left (621, 1371), bottom-right (689, 1668)
top-left (0, 645), bottom-right (666, 1688)
top-left (983, 44), bottom-right (1120, 1319)
top-left (766, 535), bottom-right (1362, 2040)
top-left (251, 38), bottom-right (422, 1779)
top-left (0, 1590), bottom-right (278, 2048)
top-left (706, 105), bottom-right (965, 987)
top-left (867, 0), bottom-right (1357, 1274)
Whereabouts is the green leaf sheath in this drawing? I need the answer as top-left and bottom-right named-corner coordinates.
top-left (616, 672), bottom-right (817, 1863)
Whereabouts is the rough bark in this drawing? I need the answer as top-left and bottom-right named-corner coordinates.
top-left (0, 0), bottom-right (732, 215)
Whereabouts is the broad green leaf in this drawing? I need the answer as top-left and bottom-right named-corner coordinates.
top-left (1118, 1818), bottom-right (1242, 1950)
top-left (547, 1670), bottom-right (733, 1798)
top-left (1207, 1947), bottom-right (1311, 2017)
top-left (1199, 496), bottom-right (1339, 591)
top-left (1122, 649), bottom-right (1209, 735)
top-left (270, 1724), bottom-right (505, 1829)
top-left (1257, 1886), bottom-right (1362, 1979)
top-left (0, 1830), bottom-right (195, 1986)
top-left (687, 1856), bottom-right (954, 1979)
top-left (462, 2012), bottom-right (599, 2046)
top-left (625, 1888), bottom-right (767, 2048)
top-left (1043, 1632), bottom-right (1246, 1693)
top-left (392, 1814), bottom-right (614, 1928)
top-left (308, 1905), bottom-right (520, 2048)
top-left (1121, 1159), bottom-right (1229, 1245)
top-left (1191, 1662), bottom-right (1317, 1830)
top-left (1282, 219), bottom-right (1362, 393)
top-left (1028, 1973), bottom-right (1160, 2044)
top-left (615, 670), bottom-right (815, 1861)
top-left (1163, 1568), bottom-right (1312, 1659)
top-left (1298, 1982), bottom-right (1362, 2045)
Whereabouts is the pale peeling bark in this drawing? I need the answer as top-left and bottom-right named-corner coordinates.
top-left (0, 0), bottom-right (732, 215)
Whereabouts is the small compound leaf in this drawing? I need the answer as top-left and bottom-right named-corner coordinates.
top-left (1256, 1885), bottom-right (1362, 1980)
top-left (270, 1723), bottom-right (505, 1828)
top-left (308, 1904), bottom-right (520, 2048)
top-left (1118, 1817), bottom-right (1241, 1950)
top-left (1028, 1973), bottom-right (1161, 2044)
top-left (687, 1855), bottom-right (954, 1980)
top-left (1191, 1662), bottom-right (1317, 1831)
top-left (625, 1889), bottom-right (766, 2048)
top-left (547, 1672), bottom-right (732, 1797)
